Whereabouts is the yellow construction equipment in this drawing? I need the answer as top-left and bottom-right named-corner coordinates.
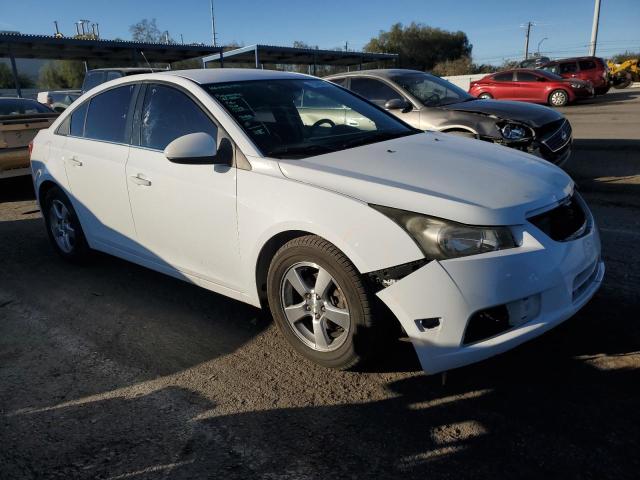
top-left (607, 59), bottom-right (639, 89)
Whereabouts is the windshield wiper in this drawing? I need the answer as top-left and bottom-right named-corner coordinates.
top-left (339, 130), bottom-right (417, 150)
top-left (265, 143), bottom-right (337, 159)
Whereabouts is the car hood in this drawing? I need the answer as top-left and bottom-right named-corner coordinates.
top-left (439, 99), bottom-right (563, 128)
top-left (277, 132), bottom-right (573, 226)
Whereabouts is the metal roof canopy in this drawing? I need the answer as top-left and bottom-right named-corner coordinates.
top-left (202, 44), bottom-right (398, 71)
top-left (1, 33), bottom-right (223, 97)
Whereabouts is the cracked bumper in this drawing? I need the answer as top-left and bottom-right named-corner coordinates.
top-left (376, 221), bottom-right (603, 375)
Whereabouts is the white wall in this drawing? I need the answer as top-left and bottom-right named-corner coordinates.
top-left (442, 73), bottom-right (487, 91)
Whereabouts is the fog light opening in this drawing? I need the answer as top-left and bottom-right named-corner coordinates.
top-left (417, 317), bottom-right (441, 330)
top-left (463, 305), bottom-right (510, 345)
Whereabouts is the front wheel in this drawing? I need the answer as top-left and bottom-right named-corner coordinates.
top-left (548, 89), bottom-right (569, 107)
top-left (478, 92), bottom-right (493, 100)
top-left (267, 235), bottom-right (380, 370)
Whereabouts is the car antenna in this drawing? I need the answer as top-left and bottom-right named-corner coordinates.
top-left (139, 51), bottom-right (155, 72)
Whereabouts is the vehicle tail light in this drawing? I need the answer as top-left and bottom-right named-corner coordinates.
top-left (28, 141), bottom-right (34, 159)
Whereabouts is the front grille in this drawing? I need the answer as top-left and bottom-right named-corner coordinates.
top-left (541, 120), bottom-right (572, 152)
top-left (528, 195), bottom-right (588, 242)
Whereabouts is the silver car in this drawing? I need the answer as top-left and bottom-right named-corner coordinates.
top-left (326, 69), bottom-right (572, 166)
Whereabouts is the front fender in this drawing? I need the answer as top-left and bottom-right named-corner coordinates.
top-left (237, 168), bottom-right (424, 306)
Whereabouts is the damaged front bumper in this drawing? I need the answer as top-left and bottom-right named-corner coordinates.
top-left (375, 213), bottom-right (603, 375)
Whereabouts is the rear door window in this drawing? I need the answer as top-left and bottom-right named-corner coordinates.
top-left (559, 62), bottom-right (578, 74)
top-left (138, 84), bottom-right (218, 151)
top-left (493, 72), bottom-right (514, 82)
top-left (516, 72), bottom-right (538, 82)
top-left (350, 78), bottom-right (403, 106)
top-left (84, 85), bottom-right (136, 143)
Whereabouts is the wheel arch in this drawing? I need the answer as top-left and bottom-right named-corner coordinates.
top-left (255, 229), bottom-right (312, 307)
top-left (37, 179), bottom-right (60, 205)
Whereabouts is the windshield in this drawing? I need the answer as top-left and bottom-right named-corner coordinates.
top-left (204, 79), bottom-right (417, 159)
top-left (0, 99), bottom-right (53, 115)
top-left (390, 72), bottom-right (473, 107)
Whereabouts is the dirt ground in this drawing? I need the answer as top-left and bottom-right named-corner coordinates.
top-left (1, 89), bottom-right (639, 479)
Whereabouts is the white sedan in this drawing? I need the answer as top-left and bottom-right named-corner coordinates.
top-left (29, 69), bottom-right (604, 374)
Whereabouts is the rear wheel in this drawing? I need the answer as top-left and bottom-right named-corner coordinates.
top-left (42, 186), bottom-right (90, 262)
top-left (267, 235), bottom-right (380, 370)
top-left (548, 89), bottom-right (569, 107)
top-left (478, 92), bottom-right (493, 100)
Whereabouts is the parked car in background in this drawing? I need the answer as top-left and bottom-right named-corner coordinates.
top-left (0, 98), bottom-right (57, 178)
top-left (37, 90), bottom-right (82, 112)
top-left (469, 69), bottom-right (594, 107)
top-left (539, 56), bottom-right (610, 95)
top-left (30, 69), bottom-right (603, 374)
top-left (326, 69), bottom-right (574, 166)
top-left (519, 56), bottom-right (550, 69)
top-left (81, 68), bottom-right (154, 92)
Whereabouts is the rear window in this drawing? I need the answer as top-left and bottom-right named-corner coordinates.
top-left (84, 85), bottom-right (135, 143)
top-left (82, 71), bottom-right (105, 91)
top-left (578, 60), bottom-right (596, 70)
top-left (329, 77), bottom-right (348, 87)
top-left (0, 99), bottom-right (53, 115)
top-left (106, 71), bottom-right (123, 81)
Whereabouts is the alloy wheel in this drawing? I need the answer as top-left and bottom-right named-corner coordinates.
top-left (280, 261), bottom-right (351, 352)
top-left (49, 199), bottom-right (76, 254)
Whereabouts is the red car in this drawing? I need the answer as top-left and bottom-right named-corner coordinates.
top-left (539, 56), bottom-right (610, 95)
top-left (469, 69), bottom-right (594, 107)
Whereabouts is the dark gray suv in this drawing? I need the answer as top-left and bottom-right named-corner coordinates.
top-left (326, 69), bottom-right (572, 166)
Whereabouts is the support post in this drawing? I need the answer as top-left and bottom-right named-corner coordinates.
top-left (589, 0), bottom-right (601, 56)
top-left (220, 50), bottom-right (224, 68)
top-left (523, 21), bottom-right (532, 60)
top-left (9, 51), bottom-right (22, 98)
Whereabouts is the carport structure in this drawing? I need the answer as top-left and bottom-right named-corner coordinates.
top-left (202, 44), bottom-right (398, 74)
top-left (0, 32), bottom-right (223, 97)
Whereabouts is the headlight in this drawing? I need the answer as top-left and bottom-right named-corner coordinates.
top-left (500, 123), bottom-right (529, 140)
top-left (372, 205), bottom-right (517, 260)
top-left (570, 82), bottom-right (584, 88)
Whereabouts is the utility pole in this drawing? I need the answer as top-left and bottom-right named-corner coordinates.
top-left (589, 0), bottom-right (601, 56)
top-left (523, 21), bottom-right (533, 59)
top-left (344, 41), bottom-right (348, 52)
top-left (209, 0), bottom-right (217, 47)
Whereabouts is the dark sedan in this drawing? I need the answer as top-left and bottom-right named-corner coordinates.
top-left (325, 69), bottom-right (573, 167)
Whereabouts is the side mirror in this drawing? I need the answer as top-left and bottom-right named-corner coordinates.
top-left (384, 98), bottom-right (411, 112)
top-left (164, 131), bottom-right (226, 165)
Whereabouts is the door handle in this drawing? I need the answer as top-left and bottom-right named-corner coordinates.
top-left (130, 174), bottom-right (151, 186)
top-left (346, 119), bottom-right (359, 126)
top-left (68, 156), bottom-right (83, 167)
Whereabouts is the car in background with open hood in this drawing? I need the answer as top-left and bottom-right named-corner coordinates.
top-left (326, 69), bottom-right (573, 167)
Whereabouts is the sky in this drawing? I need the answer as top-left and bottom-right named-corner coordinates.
top-left (1, 0), bottom-right (639, 64)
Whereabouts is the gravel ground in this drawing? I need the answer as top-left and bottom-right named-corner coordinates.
top-left (1, 89), bottom-right (639, 479)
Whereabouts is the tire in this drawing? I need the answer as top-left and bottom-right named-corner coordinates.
top-left (267, 235), bottom-right (380, 370)
top-left (548, 89), bottom-right (569, 107)
top-left (42, 186), bottom-right (90, 263)
top-left (478, 93), bottom-right (492, 100)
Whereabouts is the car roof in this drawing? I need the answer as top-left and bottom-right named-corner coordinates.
top-left (325, 69), bottom-right (426, 80)
top-left (88, 67), bottom-right (155, 73)
top-left (160, 68), bottom-right (313, 84)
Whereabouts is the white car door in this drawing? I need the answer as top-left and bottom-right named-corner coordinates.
top-left (62, 85), bottom-right (139, 252)
top-left (125, 83), bottom-right (242, 290)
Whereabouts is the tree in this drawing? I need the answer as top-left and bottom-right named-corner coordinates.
top-left (0, 63), bottom-right (35, 89)
top-left (364, 22), bottom-right (472, 71)
top-left (38, 61), bottom-right (85, 89)
top-left (129, 18), bottom-right (173, 44)
top-left (432, 56), bottom-right (497, 76)
top-left (611, 51), bottom-right (639, 63)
